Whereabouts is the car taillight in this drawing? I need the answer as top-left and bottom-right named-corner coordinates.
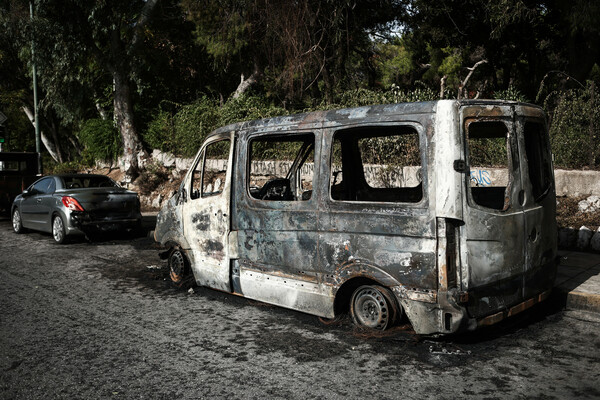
top-left (62, 196), bottom-right (84, 211)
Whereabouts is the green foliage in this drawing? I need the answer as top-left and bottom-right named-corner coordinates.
top-left (144, 94), bottom-right (288, 158)
top-left (493, 86), bottom-right (528, 102)
top-left (171, 97), bottom-right (221, 158)
top-left (48, 160), bottom-right (87, 175)
top-left (318, 85), bottom-right (437, 110)
top-left (78, 119), bottom-right (121, 164)
top-left (219, 95), bottom-right (288, 126)
top-left (545, 83), bottom-right (600, 169)
top-left (437, 48), bottom-right (463, 87)
top-left (145, 109), bottom-right (176, 153)
top-left (374, 41), bottom-right (414, 87)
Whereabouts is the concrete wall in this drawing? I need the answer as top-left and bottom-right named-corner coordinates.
top-left (101, 150), bottom-right (600, 198)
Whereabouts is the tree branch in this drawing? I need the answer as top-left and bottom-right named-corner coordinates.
top-left (131, 0), bottom-right (160, 51)
top-left (440, 75), bottom-right (447, 99)
top-left (458, 60), bottom-right (487, 99)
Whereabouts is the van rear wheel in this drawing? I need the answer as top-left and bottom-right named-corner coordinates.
top-left (350, 285), bottom-right (399, 330)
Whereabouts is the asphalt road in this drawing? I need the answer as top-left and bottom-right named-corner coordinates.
top-left (1, 216), bottom-right (599, 399)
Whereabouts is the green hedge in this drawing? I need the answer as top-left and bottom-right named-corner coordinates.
top-left (143, 85), bottom-right (600, 170)
top-left (78, 119), bottom-right (121, 164)
top-left (545, 83), bottom-right (600, 169)
top-left (144, 95), bottom-right (287, 158)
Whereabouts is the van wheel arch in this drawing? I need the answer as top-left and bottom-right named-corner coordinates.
top-left (334, 277), bottom-right (404, 330)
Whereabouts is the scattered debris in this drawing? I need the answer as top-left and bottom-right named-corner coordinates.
top-left (426, 341), bottom-right (472, 355)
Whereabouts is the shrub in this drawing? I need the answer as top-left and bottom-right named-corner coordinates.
top-left (144, 94), bottom-right (289, 158)
top-left (145, 109), bottom-right (176, 153)
top-left (545, 83), bottom-right (600, 169)
top-left (78, 119), bottom-right (121, 164)
top-left (172, 97), bottom-right (220, 157)
top-left (493, 86), bottom-right (528, 102)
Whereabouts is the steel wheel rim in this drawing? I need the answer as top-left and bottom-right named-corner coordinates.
top-left (353, 287), bottom-right (390, 330)
top-left (169, 250), bottom-right (185, 283)
top-left (12, 210), bottom-right (21, 232)
top-left (53, 217), bottom-right (64, 242)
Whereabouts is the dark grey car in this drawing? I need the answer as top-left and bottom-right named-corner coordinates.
top-left (11, 174), bottom-right (142, 243)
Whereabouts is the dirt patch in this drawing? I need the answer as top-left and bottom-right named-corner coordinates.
top-left (556, 196), bottom-right (600, 230)
top-left (88, 166), bottom-right (183, 211)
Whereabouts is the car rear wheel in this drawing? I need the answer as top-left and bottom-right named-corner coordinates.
top-left (12, 208), bottom-right (24, 234)
top-left (350, 285), bottom-right (400, 330)
top-left (52, 215), bottom-right (68, 244)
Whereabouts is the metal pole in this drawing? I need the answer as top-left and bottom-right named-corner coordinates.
top-left (30, 1), bottom-right (42, 175)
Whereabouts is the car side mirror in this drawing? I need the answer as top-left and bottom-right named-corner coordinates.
top-left (22, 189), bottom-right (33, 196)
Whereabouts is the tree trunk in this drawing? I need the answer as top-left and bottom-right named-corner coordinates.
top-left (48, 118), bottom-right (64, 163)
top-left (22, 105), bottom-right (61, 163)
top-left (233, 63), bottom-right (261, 99)
top-left (113, 70), bottom-right (147, 182)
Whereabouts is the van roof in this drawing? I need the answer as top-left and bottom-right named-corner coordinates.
top-left (210, 99), bottom-right (542, 138)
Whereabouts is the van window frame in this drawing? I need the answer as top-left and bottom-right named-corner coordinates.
top-left (188, 136), bottom-right (232, 201)
top-left (244, 130), bottom-right (318, 208)
top-left (326, 123), bottom-right (428, 208)
top-left (521, 118), bottom-right (553, 203)
top-left (464, 118), bottom-right (517, 213)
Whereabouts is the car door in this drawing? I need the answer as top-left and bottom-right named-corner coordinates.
top-left (182, 135), bottom-right (233, 292)
top-left (20, 177), bottom-right (55, 231)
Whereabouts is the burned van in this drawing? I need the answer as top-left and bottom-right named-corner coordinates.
top-left (154, 100), bottom-right (557, 335)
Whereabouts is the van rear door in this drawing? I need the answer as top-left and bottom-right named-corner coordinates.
top-left (515, 108), bottom-right (557, 300)
top-left (461, 105), bottom-right (526, 319)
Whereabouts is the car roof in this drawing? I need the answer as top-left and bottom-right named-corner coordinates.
top-left (53, 174), bottom-right (112, 179)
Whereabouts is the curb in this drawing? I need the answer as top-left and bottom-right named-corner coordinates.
top-left (551, 287), bottom-right (600, 313)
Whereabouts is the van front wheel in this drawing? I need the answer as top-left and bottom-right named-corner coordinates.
top-left (169, 248), bottom-right (190, 287)
top-left (350, 285), bottom-right (399, 330)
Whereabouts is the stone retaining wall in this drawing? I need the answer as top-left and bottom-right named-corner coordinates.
top-left (144, 149), bottom-right (600, 196)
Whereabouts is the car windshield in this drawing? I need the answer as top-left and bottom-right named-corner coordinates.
top-left (62, 176), bottom-right (118, 189)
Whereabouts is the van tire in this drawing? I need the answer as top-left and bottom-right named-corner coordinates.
top-left (350, 285), bottom-right (399, 330)
top-left (169, 248), bottom-right (191, 287)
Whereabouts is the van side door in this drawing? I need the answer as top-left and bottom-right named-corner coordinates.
top-left (232, 131), bottom-right (327, 316)
top-left (182, 135), bottom-right (233, 291)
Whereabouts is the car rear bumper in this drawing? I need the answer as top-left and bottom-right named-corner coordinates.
top-left (68, 211), bottom-right (142, 232)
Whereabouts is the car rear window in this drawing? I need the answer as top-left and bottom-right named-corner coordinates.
top-left (62, 176), bottom-right (118, 189)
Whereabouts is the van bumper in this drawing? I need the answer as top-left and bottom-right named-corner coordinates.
top-left (395, 287), bottom-right (553, 335)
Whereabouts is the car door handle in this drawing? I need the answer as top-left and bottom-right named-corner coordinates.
top-left (36, 198), bottom-right (42, 203)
